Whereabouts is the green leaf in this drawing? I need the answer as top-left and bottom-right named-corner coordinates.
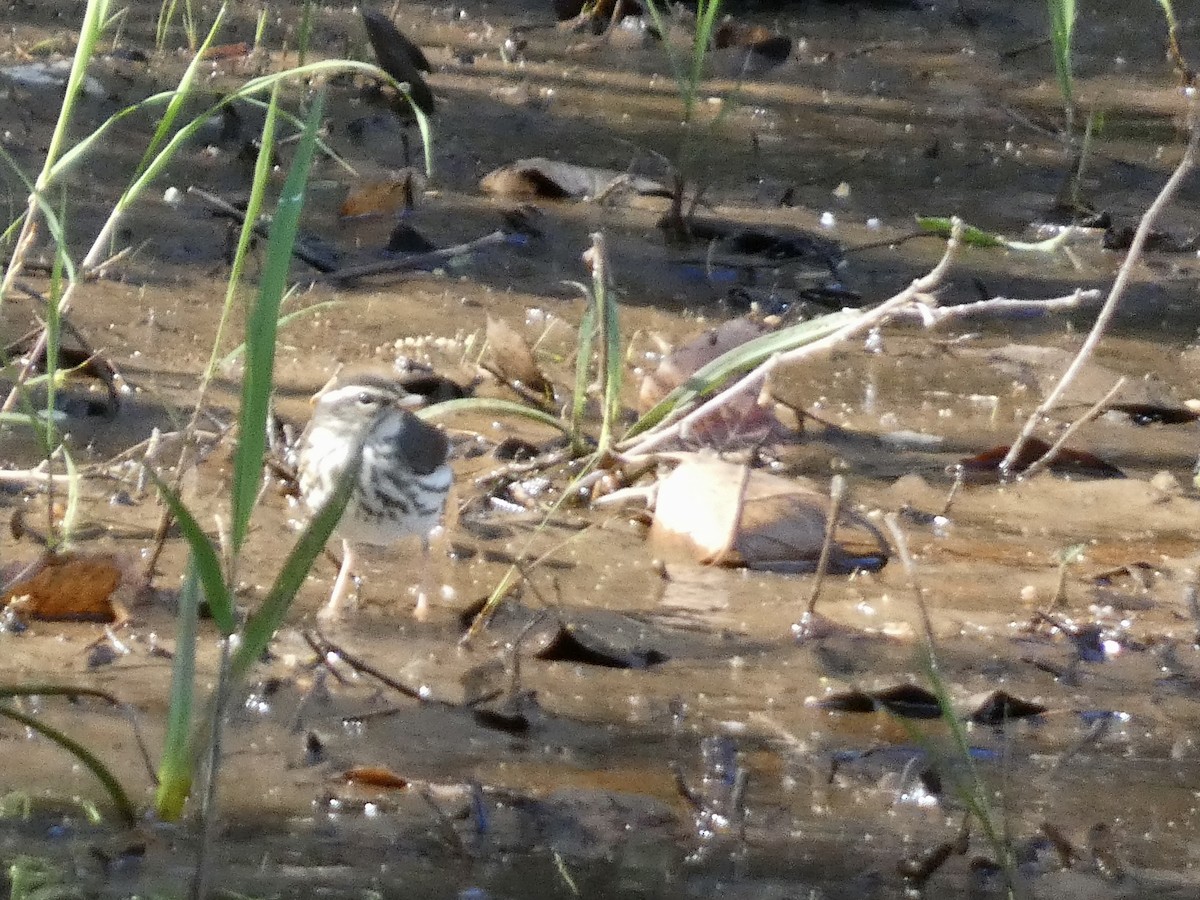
top-left (0, 704), bottom-right (135, 827)
top-left (228, 437), bottom-right (357, 687)
top-left (916, 216), bottom-right (1005, 248)
top-left (147, 471), bottom-right (236, 635)
top-left (230, 89), bottom-right (325, 551)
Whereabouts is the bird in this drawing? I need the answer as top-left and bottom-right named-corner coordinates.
top-left (295, 372), bottom-right (452, 622)
top-left (360, 9), bottom-right (435, 119)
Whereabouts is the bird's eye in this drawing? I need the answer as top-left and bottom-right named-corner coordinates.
top-left (356, 392), bottom-right (377, 406)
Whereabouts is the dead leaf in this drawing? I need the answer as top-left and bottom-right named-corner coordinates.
top-left (649, 457), bottom-right (888, 572)
top-left (712, 21), bottom-right (793, 69)
top-left (817, 684), bottom-right (942, 718)
top-left (957, 437), bottom-right (1125, 481)
top-left (532, 623), bottom-right (667, 668)
top-left (485, 316), bottom-right (552, 397)
top-left (968, 691), bottom-right (1047, 725)
top-left (338, 174), bottom-right (417, 218)
top-left (341, 766), bottom-right (409, 790)
top-left (639, 318), bottom-right (791, 447)
top-left (200, 42), bottom-right (251, 60)
top-left (1, 552), bottom-right (123, 622)
top-left (480, 158), bottom-right (667, 201)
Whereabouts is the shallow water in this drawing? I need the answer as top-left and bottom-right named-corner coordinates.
top-left (3, 0), bottom-right (1200, 896)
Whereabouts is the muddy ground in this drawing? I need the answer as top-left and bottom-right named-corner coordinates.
top-left (3, 0), bottom-right (1200, 897)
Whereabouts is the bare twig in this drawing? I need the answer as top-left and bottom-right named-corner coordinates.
top-left (325, 230), bottom-right (508, 284)
top-left (0, 468), bottom-right (74, 487)
top-left (883, 512), bottom-right (935, 649)
top-left (188, 187), bottom-right (337, 273)
top-left (621, 220), bottom-right (964, 457)
top-left (805, 475), bottom-right (847, 617)
top-left (1019, 376), bottom-right (1126, 480)
top-left (893, 288), bottom-right (1099, 326)
top-left (1002, 114), bottom-right (1200, 478)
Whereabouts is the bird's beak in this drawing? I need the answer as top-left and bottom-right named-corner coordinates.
top-left (394, 392), bottom-right (427, 410)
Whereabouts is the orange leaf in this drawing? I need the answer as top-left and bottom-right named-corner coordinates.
top-left (341, 766), bottom-right (409, 790)
top-left (2, 552), bottom-right (122, 622)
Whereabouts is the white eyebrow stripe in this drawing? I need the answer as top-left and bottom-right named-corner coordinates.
top-left (318, 384), bottom-right (389, 405)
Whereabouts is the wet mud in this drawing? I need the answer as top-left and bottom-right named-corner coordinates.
top-left (3, 0), bottom-right (1200, 896)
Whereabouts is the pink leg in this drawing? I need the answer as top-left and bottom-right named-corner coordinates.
top-left (413, 534), bottom-right (433, 622)
top-left (319, 539), bottom-right (358, 623)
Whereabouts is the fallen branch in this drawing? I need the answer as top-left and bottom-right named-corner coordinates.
top-left (893, 288), bottom-right (1100, 326)
top-left (1019, 377), bottom-right (1126, 481)
top-left (1002, 107), bottom-right (1200, 477)
top-left (325, 230), bottom-right (509, 285)
top-left (188, 187), bottom-right (337, 273)
top-left (619, 219), bottom-right (964, 458)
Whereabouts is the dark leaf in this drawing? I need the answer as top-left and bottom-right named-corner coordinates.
top-left (534, 624), bottom-right (667, 669)
top-left (957, 437), bottom-right (1125, 481)
top-left (472, 706), bottom-right (531, 734)
top-left (870, 684), bottom-right (943, 719)
top-left (1106, 402), bottom-right (1200, 425)
top-left (815, 688), bottom-right (877, 714)
top-left (387, 223), bottom-right (437, 254)
top-left (969, 690), bottom-right (1047, 725)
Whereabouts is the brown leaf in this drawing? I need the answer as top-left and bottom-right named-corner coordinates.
top-left (341, 766), bottom-right (409, 790)
top-left (957, 437), bottom-right (1125, 481)
top-left (479, 158), bottom-right (666, 201)
top-left (649, 457), bottom-right (888, 572)
top-left (200, 42), bottom-right (251, 60)
top-left (338, 175), bottom-right (416, 219)
top-left (485, 316), bottom-right (552, 396)
top-left (1, 552), bottom-right (123, 622)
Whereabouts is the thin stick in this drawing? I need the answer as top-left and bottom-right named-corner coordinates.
top-left (188, 187), bottom-right (337, 273)
top-left (621, 220), bottom-right (963, 457)
top-left (0, 468), bottom-right (74, 486)
top-left (805, 475), bottom-right (847, 617)
top-left (883, 512), bottom-right (935, 650)
top-left (1001, 115), bottom-right (1200, 478)
top-left (326, 230), bottom-right (509, 284)
top-left (1019, 376), bottom-right (1126, 481)
top-left (892, 288), bottom-right (1099, 327)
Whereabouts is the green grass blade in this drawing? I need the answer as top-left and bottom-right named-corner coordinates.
top-left (417, 396), bottom-right (570, 435)
top-left (408, 94), bottom-right (435, 179)
top-left (227, 443), bottom-right (356, 687)
top-left (569, 284), bottom-right (597, 452)
top-left (1047, 0), bottom-right (1075, 127)
top-left (136, 4), bottom-right (226, 179)
top-left (230, 89), bottom-right (325, 552)
top-left (591, 234), bottom-right (622, 452)
top-left (154, 558), bottom-right (202, 820)
top-left (148, 471), bottom-right (235, 634)
top-left (622, 308), bottom-right (861, 439)
top-left (200, 85), bottom-right (279, 407)
top-left (0, 704), bottom-right (135, 827)
top-left (40, 0), bottom-right (110, 183)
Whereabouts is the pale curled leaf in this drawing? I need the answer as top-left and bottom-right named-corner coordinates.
top-left (649, 457), bottom-right (888, 572)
